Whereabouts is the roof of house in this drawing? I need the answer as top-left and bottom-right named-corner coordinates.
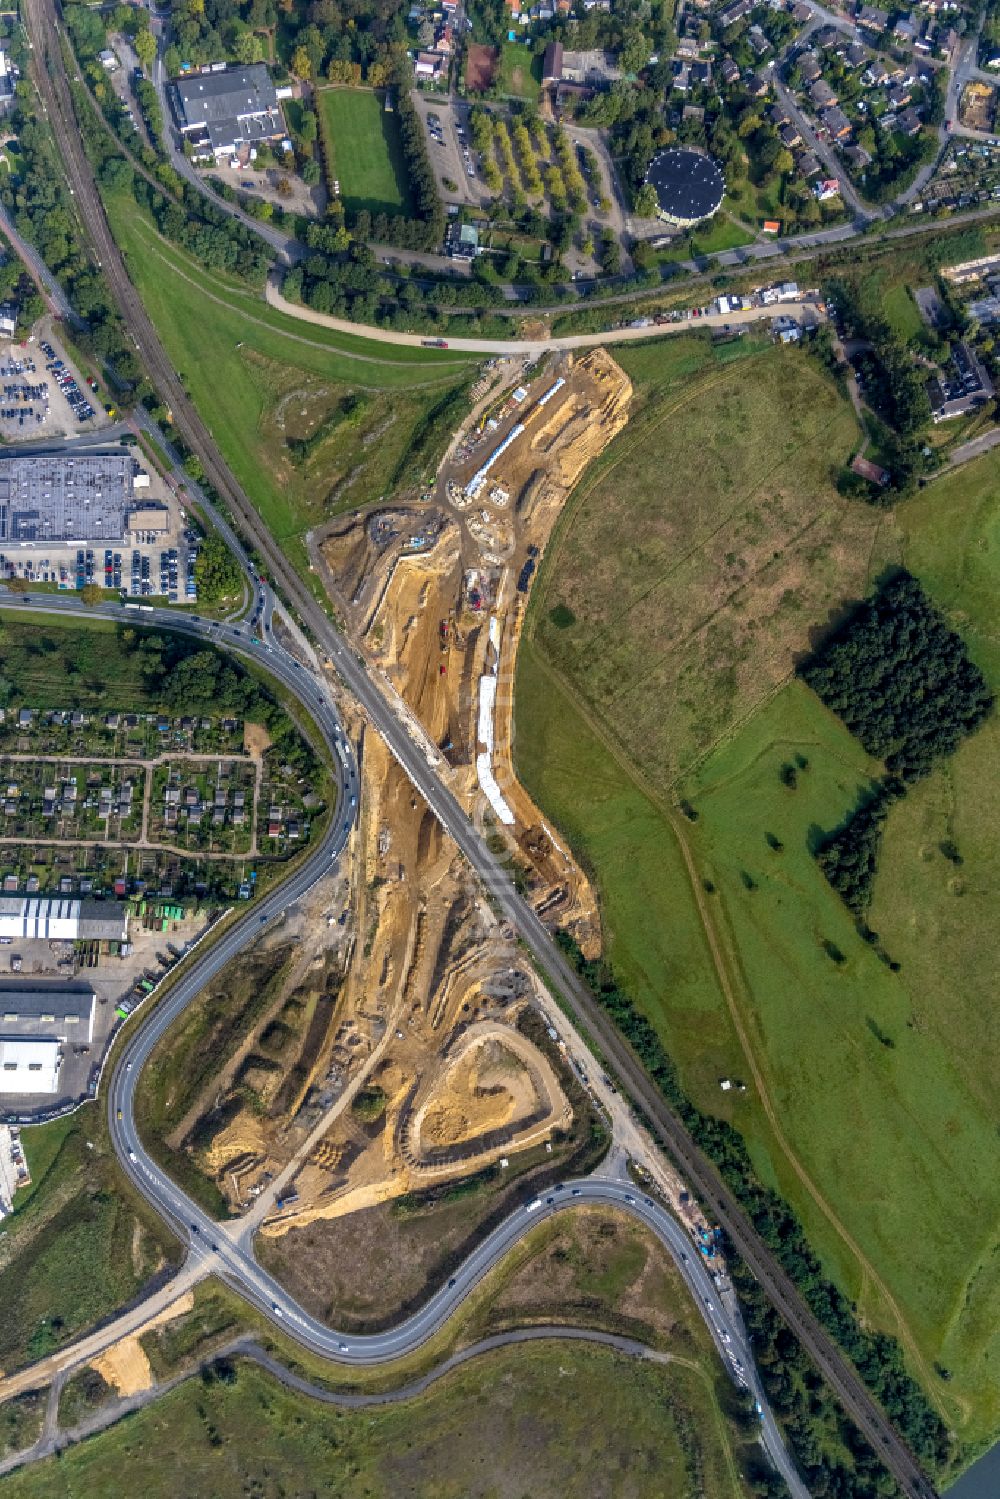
top-left (542, 39), bottom-right (564, 80)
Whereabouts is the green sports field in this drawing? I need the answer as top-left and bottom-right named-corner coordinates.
top-left (498, 41), bottom-right (542, 100)
top-left (317, 88), bottom-right (414, 218)
top-left (515, 338), bottom-right (1000, 1454)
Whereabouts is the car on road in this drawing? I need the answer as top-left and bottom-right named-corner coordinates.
top-left (128, 1149), bottom-right (137, 1162)
top-left (272, 1303), bottom-right (284, 1317)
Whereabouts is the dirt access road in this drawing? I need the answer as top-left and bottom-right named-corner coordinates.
top-left (265, 276), bottom-right (823, 353)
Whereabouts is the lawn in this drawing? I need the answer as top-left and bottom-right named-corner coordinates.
top-left (0, 1342), bottom-right (747, 1499)
top-left (498, 40), bottom-right (542, 101)
top-left (881, 281), bottom-right (925, 343)
top-left (515, 344), bottom-right (1000, 1452)
top-left (316, 88), bottom-right (413, 218)
top-left (659, 215), bottom-right (755, 260)
top-left (103, 192), bottom-right (474, 579)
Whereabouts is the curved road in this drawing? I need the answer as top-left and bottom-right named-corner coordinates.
top-left (0, 592), bottom-right (801, 1492)
top-left (21, 3), bottom-right (940, 1492)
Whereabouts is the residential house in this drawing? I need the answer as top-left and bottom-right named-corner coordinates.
top-left (414, 51), bottom-right (445, 80)
top-left (810, 78), bottom-right (837, 108)
top-left (813, 175), bottom-right (841, 198)
top-left (718, 0), bottom-right (752, 27)
top-left (856, 4), bottom-right (889, 33)
top-left (797, 149), bottom-right (821, 175)
top-left (897, 106), bottom-right (923, 135)
top-left (720, 55), bottom-right (741, 84)
top-left (542, 39), bottom-right (564, 82)
top-left (780, 121), bottom-right (803, 148)
top-left (893, 14), bottom-right (917, 42)
top-left (748, 24), bottom-right (771, 56)
top-left (798, 50), bottom-right (822, 82)
top-left (820, 105), bottom-right (852, 139)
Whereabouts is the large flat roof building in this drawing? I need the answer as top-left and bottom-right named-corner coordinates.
top-left (172, 64), bottom-right (287, 160)
top-left (0, 895), bottom-right (128, 943)
top-left (0, 451), bottom-right (137, 545)
top-left (0, 1038), bottom-right (61, 1095)
top-left (0, 984), bottom-right (95, 1043)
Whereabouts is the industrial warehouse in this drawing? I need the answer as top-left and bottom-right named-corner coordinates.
top-left (170, 63), bottom-right (289, 161)
top-left (0, 894), bottom-right (129, 943)
top-left (0, 982), bottom-right (96, 1096)
top-left (0, 450), bottom-right (164, 545)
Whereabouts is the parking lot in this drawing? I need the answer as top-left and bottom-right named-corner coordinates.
top-left (0, 457), bottom-right (198, 599)
top-left (0, 329), bottom-right (106, 443)
top-left (413, 94), bottom-right (484, 208)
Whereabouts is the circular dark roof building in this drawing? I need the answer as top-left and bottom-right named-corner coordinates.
top-left (645, 147), bottom-right (725, 227)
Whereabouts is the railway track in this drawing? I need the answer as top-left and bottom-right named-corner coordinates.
top-left (23, 3), bottom-right (942, 1493)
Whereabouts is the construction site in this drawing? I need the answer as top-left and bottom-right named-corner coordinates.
top-left (960, 80), bottom-right (998, 134)
top-left (159, 727), bottom-right (573, 1234)
top-left (146, 351), bottom-right (633, 1243)
top-left (317, 349), bottom-right (632, 955)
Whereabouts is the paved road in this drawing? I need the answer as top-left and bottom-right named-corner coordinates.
top-left (0, 1323), bottom-right (796, 1481)
top-left (21, 3), bottom-right (941, 1491)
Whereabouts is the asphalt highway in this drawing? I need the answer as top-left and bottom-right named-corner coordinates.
top-left (21, 2), bottom-right (940, 1490)
top-left (0, 584), bottom-right (806, 1489)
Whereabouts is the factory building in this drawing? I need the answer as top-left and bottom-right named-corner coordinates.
top-left (171, 64), bottom-right (289, 161)
top-left (0, 452), bottom-right (149, 546)
top-left (0, 895), bottom-right (128, 943)
top-left (0, 1039), bottom-right (62, 1095)
top-left (0, 984), bottom-right (96, 1042)
top-left (0, 983), bottom-right (96, 1096)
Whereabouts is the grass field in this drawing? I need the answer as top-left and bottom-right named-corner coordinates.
top-left (498, 40), bottom-right (542, 100)
top-left (317, 88), bottom-right (413, 218)
top-left (881, 281), bottom-right (925, 343)
top-left (1, 1343), bottom-right (748, 1499)
top-left (102, 192), bottom-right (474, 579)
top-left (527, 338), bottom-right (883, 796)
top-left (0, 1114), bottom-right (179, 1373)
top-left (15, 1208), bottom-right (760, 1496)
top-left (0, 615), bottom-right (172, 711)
top-left (515, 339), bottom-right (1000, 1451)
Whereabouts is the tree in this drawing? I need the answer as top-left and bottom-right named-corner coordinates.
top-left (80, 583), bottom-right (103, 606)
top-left (634, 183), bottom-right (659, 218)
top-left (134, 28), bottom-right (157, 73)
top-left (291, 45), bottom-right (312, 80)
top-left (234, 30), bottom-right (264, 65)
top-left (193, 535), bottom-right (243, 604)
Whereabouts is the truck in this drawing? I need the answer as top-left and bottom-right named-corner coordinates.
top-left (422, 338), bottom-right (449, 349)
top-left (525, 1198), bottom-right (542, 1213)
